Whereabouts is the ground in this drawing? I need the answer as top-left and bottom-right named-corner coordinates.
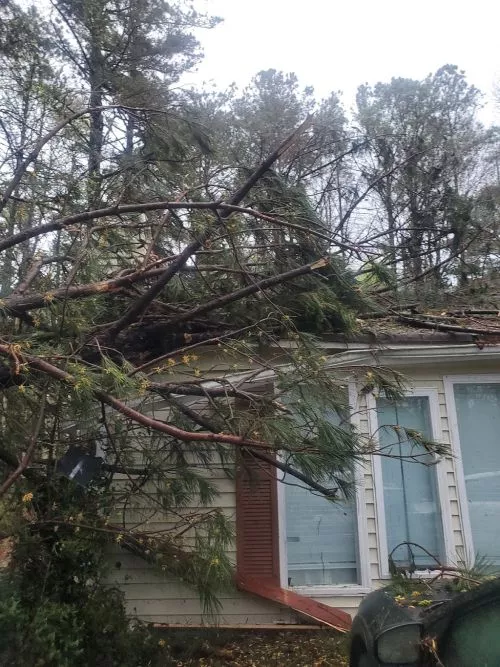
top-left (156, 629), bottom-right (349, 666)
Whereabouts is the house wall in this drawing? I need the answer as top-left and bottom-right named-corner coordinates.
top-left (105, 395), bottom-right (296, 625)
top-left (108, 356), bottom-right (500, 625)
top-left (105, 463), bottom-right (296, 624)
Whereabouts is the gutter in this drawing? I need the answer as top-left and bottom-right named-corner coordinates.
top-left (236, 575), bottom-right (352, 632)
top-left (324, 343), bottom-right (500, 368)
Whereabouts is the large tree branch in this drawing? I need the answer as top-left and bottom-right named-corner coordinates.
top-left (0, 201), bottom-right (218, 254)
top-left (396, 314), bottom-right (500, 336)
top-left (0, 119), bottom-right (312, 255)
top-left (0, 346), bottom-right (278, 451)
top-left (2, 265), bottom-right (170, 313)
top-left (168, 395), bottom-right (338, 497)
top-left (0, 443), bottom-right (43, 484)
top-left (11, 258), bottom-right (44, 296)
top-left (151, 257), bottom-right (329, 331)
top-left (103, 118), bottom-right (314, 341)
top-left (2, 246), bottom-right (328, 320)
top-left (97, 391), bottom-right (275, 450)
top-left (103, 232), bottom-right (213, 341)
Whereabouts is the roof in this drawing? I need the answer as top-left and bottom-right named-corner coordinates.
top-left (331, 309), bottom-right (500, 347)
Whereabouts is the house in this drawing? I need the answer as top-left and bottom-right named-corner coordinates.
top-left (106, 312), bottom-right (500, 629)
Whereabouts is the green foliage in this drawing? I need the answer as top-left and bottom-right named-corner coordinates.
top-left (100, 357), bottom-right (140, 396)
top-left (358, 366), bottom-right (407, 402)
top-left (451, 555), bottom-right (500, 593)
top-left (387, 554), bottom-right (500, 609)
top-left (291, 286), bottom-right (359, 333)
top-left (357, 261), bottom-right (396, 289)
top-left (0, 479), bottom-right (167, 667)
top-left (0, 583), bottom-right (166, 667)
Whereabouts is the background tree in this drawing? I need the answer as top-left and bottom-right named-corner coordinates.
top-left (355, 65), bottom-right (491, 291)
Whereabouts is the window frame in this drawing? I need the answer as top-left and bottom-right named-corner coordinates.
top-left (443, 373), bottom-right (500, 565)
top-left (277, 382), bottom-right (371, 597)
top-left (367, 387), bottom-right (455, 578)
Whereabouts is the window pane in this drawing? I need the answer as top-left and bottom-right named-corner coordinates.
top-left (285, 479), bottom-right (358, 585)
top-left (377, 396), bottom-right (445, 568)
top-left (284, 410), bottom-right (358, 586)
top-left (453, 383), bottom-right (500, 565)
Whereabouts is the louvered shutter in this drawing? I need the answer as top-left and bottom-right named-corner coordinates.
top-left (236, 451), bottom-right (280, 584)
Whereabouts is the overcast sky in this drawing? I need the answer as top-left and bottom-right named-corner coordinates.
top-left (186, 0), bottom-right (500, 124)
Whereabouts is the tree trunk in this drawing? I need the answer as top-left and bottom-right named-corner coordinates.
top-left (87, 42), bottom-right (104, 208)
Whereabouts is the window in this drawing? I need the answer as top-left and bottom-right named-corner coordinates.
top-left (448, 379), bottom-right (500, 566)
top-left (280, 402), bottom-right (364, 589)
top-left (284, 471), bottom-right (359, 586)
top-left (375, 394), bottom-right (446, 570)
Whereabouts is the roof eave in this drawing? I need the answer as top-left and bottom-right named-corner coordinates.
top-left (326, 343), bottom-right (500, 368)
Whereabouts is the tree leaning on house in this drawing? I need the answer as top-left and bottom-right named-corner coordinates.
top-left (0, 5), bottom-right (388, 662)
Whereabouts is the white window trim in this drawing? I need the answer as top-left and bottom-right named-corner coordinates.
top-left (367, 387), bottom-right (455, 578)
top-left (277, 381), bottom-right (371, 597)
top-left (443, 373), bottom-right (500, 566)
